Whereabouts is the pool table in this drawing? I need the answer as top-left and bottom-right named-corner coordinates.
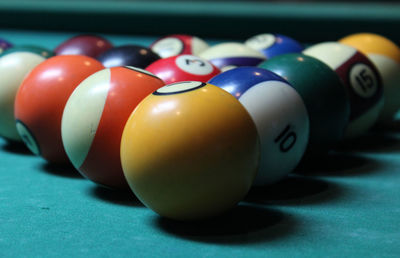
top-left (1, 1), bottom-right (400, 257)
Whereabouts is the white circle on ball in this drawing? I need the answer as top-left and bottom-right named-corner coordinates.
top-left (16, 120), bottom-right (40, 155)
top-left (156, 81), bottom-right (205, 94)
top-left (151, 38), bottom-right (184, 58)
top-left (349, 63), bottom-right (378, 98)
top-left (175, 55), bottom-right (213, 75)
top-left (245, 34), bottom-right (276, 51)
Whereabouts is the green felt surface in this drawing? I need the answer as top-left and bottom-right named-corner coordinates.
top-left (2, 126), bottom-right (400, 257)
top-left (1, 30), bottom-right (400, 257)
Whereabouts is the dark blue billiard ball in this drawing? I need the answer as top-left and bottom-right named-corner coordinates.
top-left (97, 45), bottom-right (161, 68)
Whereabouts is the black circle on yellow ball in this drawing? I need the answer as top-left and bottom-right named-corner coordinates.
top-left (15, 119), bottom-right (41, 156)
top-left (259, 53), bottom-right (351, 155)
top-left (153, 81), bottom-right (206, 95)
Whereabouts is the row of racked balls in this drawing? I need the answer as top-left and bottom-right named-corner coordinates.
top-left (0, 32), bottom-right (399, 220)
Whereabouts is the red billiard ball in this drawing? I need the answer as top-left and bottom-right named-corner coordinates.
top-left (150, 34), bottom-right (209, 58)
top-left (62, 66), bottom-right (165, 189)
top-left (97, 45), bottom-right (160, 68)
top-left (146, 54), bottom-right (220, 84)
top-left (14, 55), bottom-right (105, 163)
top-left (55, 34), bottom-right (113, 58)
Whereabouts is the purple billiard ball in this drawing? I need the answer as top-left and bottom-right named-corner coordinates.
top-left (0, 38), bottom-right (12, 53)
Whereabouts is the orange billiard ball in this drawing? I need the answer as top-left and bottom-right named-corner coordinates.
top-left (14, 55), bottom-right (104, 163)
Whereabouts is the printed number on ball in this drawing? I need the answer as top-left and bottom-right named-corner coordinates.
top-left (274, 124), bottom-right (297, 153)
top-left (176, 55), bottom-right (213, 75)
top-left (349, 63), bottom-right (379, 98)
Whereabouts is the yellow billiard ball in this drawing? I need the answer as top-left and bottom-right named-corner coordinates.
top-left (120, 81), bottom-right (260, 221)
top-left (339, 33), bottom-right (400, 124)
